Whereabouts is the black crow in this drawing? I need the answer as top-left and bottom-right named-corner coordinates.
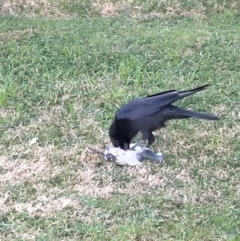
top-left (109, 84), bottom-right (219, 150)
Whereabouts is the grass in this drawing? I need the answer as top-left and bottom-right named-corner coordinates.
top-left (0, 0), bottom-right (240, 240)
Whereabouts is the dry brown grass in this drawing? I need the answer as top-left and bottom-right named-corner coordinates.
top-left (0, 0), bottom-right (67, 17)
top-left (0, 0), bottom-right (132, 17)
top-left (1, 0), bottom-right (239, 20)
top-left (92, 0), bottom-right (133, 16)
top-left (0, 0), bottom-right (208, 18)
top-left (92, 0), bottom-right (208, 19)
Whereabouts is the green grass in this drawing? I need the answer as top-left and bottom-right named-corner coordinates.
top-left (0, 0), bottom-right (240, 240)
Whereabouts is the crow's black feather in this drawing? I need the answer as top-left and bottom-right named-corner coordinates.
top-left (109, 85), bottom-right (219, 150)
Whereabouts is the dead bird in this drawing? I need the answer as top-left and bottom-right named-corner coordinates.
top-left (88, 144), bottom-right (164, 166)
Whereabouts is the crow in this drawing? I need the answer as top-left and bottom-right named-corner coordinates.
top-left (109, 84), bottom-right (219, 150)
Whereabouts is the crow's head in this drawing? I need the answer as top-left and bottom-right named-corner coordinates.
top-left (109, 118), bottom-right (130, 150)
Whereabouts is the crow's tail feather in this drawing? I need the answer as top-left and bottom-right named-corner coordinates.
top-left (169, 106), bottom-right (219, 120)
top-left (177, 84), bottom-right (210, 101)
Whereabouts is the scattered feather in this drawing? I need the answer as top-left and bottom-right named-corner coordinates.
top-left (29, 137), bottom-right (38, 146)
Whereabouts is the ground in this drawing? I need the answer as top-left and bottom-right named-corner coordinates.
top-left (0, 0), bottom-right (240, 240)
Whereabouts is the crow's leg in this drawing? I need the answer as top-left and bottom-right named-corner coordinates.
top-left (147, 132), bottom-right (155, 147)
top-left (123, 142), bottom-right (130, 150)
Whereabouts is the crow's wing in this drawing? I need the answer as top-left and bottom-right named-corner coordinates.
top-left (116, 85), bottom-right (210, 121)
top-left (116, 90), bottom-right (179, 121)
